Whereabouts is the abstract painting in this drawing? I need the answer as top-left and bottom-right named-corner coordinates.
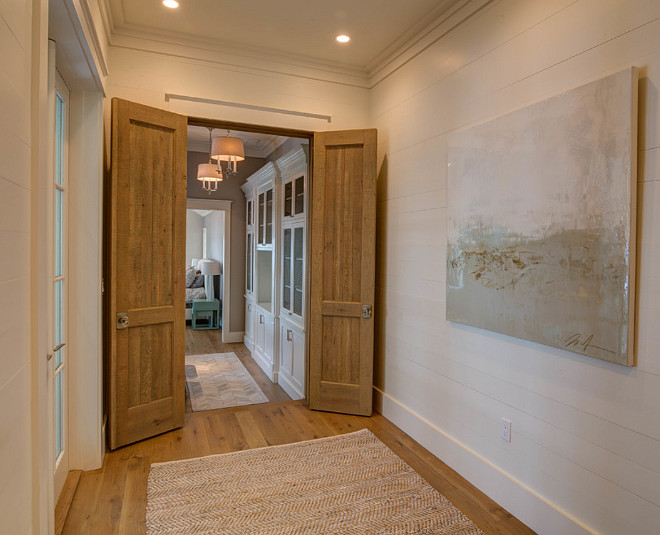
top-left (446, 68), bottom-right (637, 366)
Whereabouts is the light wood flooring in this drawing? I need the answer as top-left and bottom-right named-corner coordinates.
top-left (59, 329), bottom-right (536, 534)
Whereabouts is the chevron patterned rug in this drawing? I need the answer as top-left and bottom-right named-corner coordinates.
top-left (185, 352), bottom-right (268, 411)
top-left (146, 429), bottom-right (484, 534)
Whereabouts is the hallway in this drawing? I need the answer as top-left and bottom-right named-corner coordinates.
top-left (57, 331), bottom-right (534, 535)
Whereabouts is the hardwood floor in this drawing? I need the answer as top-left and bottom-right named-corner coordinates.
top-left (61, 331), bottom-right (536, 535)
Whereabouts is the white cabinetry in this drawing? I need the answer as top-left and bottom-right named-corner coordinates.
top-left (242, 147), bottom-right (308, 395)
top-left (275, 147), bottom-right (307, 400)
top-left (241, 163), bottom-right (279, 381)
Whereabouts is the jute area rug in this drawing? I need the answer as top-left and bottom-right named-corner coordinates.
top-left (185, 352), bottom-right (268, 411)
top-left (146, 429), bottom-right (484, 534)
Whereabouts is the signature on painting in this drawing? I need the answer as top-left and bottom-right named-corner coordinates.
top-left (564, 333), bottom-right (614, 355)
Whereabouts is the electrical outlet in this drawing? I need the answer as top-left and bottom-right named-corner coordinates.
top-left (501, 418), bottom-right (512, 442)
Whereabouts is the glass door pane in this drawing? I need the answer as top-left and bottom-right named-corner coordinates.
top-left (246, 233), bottom-right (253, 292)
top-left (294, 176), bottom-right (304, 215)
top-left (293, 227), bottom-right (304, 316)
top-left (258, 193), bottom-right (265, 244)
top-left (265, 189), bottom-right (273, 244)
top-left (284, 181), bottom-right (292, 217)
top-left (52, 78), bottom-right (68, 484)
top-left (283, 229), bottom-right (292, 311)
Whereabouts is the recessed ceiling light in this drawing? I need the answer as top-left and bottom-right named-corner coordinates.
top-left (336, 34), bottom-right (350, 44)
top-left (163, 0), bottom-right (179, 8)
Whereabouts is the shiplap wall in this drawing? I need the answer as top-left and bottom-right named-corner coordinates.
top-left (0, 0), bottom-right (33, 533)
top-left (371, 1), bottom-right (660, 534)
top-left (106, 46), bottom-right (369, 133)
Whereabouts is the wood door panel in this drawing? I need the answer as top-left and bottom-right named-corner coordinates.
top-left (321, 316), bottom-right (360, 384)
top-left (126, 323), bottom-right (173, 407)
top-left (309, 129), bottom-right (377, 416)
top-left (318, 382), bottom-right (362, 414)
top-left (124, 122), bottom-right (176, 309)
top-left (323, 145), bottom-right (364, 303)
top-left (108, 98), bottom-right (186, 449)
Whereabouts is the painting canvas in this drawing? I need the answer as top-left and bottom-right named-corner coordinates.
top-left (446, 68), bottom-right (637, 366)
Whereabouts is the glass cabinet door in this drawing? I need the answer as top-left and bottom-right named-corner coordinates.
top-left (293, 227), bottom-right (304, 316)
top-left (282, 228), bottom-right (292, 311)
top-left (246, 232), bottom-right (253, 292)
top-left (282, 224), bottom-right (303, 318)
top-left (258, 192), bottom-right (265, 244)
top-left (247, 199), bottom-right (253, 227)
top-left (294, 176), bottom-right (304, 216)
top-left (284, 181), bottom-right (292, 218)
top-left (265, 189), bottom-right (273, 244)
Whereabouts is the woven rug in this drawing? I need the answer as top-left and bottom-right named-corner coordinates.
top-left (146, 429), bottom-right (484, 534)
top-left (185, 352), bottom-right (268, 411)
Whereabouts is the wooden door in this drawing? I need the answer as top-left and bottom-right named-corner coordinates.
top-left (107, 98), bottom-right (187, 449)
top-left (308, 129), bottom-right (377, 415)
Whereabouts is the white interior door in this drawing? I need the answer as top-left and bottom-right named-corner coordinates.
top-left (50, 70), bottom-right (70, 499)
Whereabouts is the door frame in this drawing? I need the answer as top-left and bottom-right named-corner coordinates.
top-left (186, 198), bottom-right (234, 342)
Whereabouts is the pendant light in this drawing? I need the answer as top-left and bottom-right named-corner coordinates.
top-left (211, 130), bottom-right (245, 177)
top-left (197, 127), bottom-right (223, 193)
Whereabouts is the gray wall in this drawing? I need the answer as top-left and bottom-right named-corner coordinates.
top-left (187, 151), bottom-right (267, 333)
top-left (204, 211), bottom-right (224, 265)
top-left (185, 210), bottom-right (204, 267)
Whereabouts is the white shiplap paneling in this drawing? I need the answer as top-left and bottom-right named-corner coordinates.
top-left (372, 0), bottom-right (660, 533)
top-left (0, 0), bottom-right (33, 533)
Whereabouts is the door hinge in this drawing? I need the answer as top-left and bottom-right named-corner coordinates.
top-left (101, 278), bottom-right (105, 295)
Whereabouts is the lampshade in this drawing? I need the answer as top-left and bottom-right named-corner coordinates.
top-left (211, 136), bottom-right (245, 162)
top-left (197, 162), bottom-right (222, 182)
top-left (200, 260), bottom-right (221, 276)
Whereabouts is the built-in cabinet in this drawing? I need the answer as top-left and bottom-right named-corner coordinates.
top-left (241, 147), bottom-right (308, 399)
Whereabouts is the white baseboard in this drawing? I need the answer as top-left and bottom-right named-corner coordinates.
top-left (222, 330), bottom-right (244, 343)
top-left (278, 371), bottom-right (303, 400)
top-left (374, 388), bottom-right (595, 535)
top-left (252, 347), bottom-right (277, 383)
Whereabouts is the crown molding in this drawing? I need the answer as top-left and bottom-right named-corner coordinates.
top-left (100, 0), bottom-right (491, 90)
top-left (109, 26), bottom-right (371, 89)
top-left (368, 0), bottom-right (495, 87)
top-left (275, 146), bottom-right (307, 180)
top-left (75, 0), bottom-right (109, 77)
top-left (257, 136), bottom-right (288, 159)
top-left (366, 0), bottom-right (468, 74)
top-left (98, 0), bottom-right (115, 43)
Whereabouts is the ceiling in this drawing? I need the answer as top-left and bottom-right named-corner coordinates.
top-left (187, 125), bottom-right (293, 158)
top-left (106, 0), bottom-right (460, 71)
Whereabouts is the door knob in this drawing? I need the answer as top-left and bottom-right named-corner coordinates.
top-left (117, 313), bottom-right (129, 329)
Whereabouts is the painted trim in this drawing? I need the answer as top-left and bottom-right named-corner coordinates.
top-left (186, 199), bottom-right (239, 343)
top-left (374, 387), bottom-right (597, 535)
top-left (67, 88), bottom-right (104, 472)
top-left (75, 0), bottom-right (110, 76)
top-left (223, 331), bottom-right (244, 343)
top-left (99, 0), bottom-right (491, 90)
top-left (368, 0), bottom-right (495, 86)
top-left (278, 370), bottom-right (304, 400)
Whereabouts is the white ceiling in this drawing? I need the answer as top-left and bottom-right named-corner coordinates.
top-left (187, 125), bottom-right (292, 158)
top-left (106, 0), bottom-right (460, 71)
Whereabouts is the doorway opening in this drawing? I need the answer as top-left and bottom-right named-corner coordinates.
top-left (184, 120), bottom-right (311, 411)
